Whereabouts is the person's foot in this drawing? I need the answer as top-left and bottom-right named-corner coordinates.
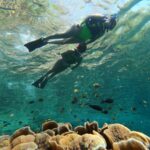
top-left (32, 81), bottom-right (41, 88)
top-left (39, 77), bottom-right (48, 89)
top-left (32, 76), bottom-right (47, 89)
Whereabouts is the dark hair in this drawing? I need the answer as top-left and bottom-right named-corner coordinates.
top-left (109, 15), bottom-right (117, 30)
top-left (76, 43), bottom-right (87, 53)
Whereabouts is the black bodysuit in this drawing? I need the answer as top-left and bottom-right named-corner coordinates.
top-left (83, 15), bottom-right (107, 40)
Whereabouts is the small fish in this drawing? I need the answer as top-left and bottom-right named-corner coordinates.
top-left (71, 97), bottom-right (78, 104)
top-left (101, 98), bottom-right (114, 104)
top-left (88, 104), bottom-right (103, 111)
top-left (28, 100), bottom-right (35, 104)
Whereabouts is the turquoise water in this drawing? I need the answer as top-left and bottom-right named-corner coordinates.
top-left (0, 0), bottom-right (150, 135)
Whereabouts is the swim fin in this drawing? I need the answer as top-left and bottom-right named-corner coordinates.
top-left (24, 38), bottom-right (48, 52)
top-left (32, 76), bottom-right (48, 89)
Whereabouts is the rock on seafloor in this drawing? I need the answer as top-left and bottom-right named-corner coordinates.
top-left (0, 120), bottom-right (150, 150)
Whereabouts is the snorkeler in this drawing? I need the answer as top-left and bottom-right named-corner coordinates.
top-left (32, 43), bottom-right (87, 89)
top-left (24, 14), bottom-right (117, 52)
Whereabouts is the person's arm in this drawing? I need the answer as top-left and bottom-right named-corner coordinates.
top-left (85, 38), bottom-right (96, 44)
top-left (71, 57), bottom-right (82, 70)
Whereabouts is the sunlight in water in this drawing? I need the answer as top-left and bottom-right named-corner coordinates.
top-left (49, 0), bottom-right (127, 23)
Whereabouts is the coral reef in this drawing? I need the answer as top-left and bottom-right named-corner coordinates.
top-left (0, 120), bottom-right (150, 150)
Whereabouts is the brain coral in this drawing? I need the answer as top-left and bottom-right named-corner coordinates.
top-left (0, 120), bottom-right (149, 150)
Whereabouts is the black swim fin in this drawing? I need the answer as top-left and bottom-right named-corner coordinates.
top-left (32, 76), bottom-right (48, 89)
top-left (24, 38), bottom-right (48, 52)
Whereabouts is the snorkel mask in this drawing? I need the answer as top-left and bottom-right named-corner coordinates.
top-left (104, 14), bottom-right (117, 31)
top-left (109, 14), bottom-right (117, 29)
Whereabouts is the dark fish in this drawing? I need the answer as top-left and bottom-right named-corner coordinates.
top-left (38, 98), bottom-right (44, 102)
top-left (0, 7), bottom-right (15, 10)
top-left (28, 100), bottom-right (35, 104)
top-left (102, 110), bottom-right (108, 114)
top-left (18, 121), bottom-right (23, 125)
top-left (3, 121), bottom-right (10, 127)
top-left (101, 98), bottom-right (114, 104)
top-left (88, 104), bottom-right (103, 111)
top-left (72, 97), bottom-right (78, 104)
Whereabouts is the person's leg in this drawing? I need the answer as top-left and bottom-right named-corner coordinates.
top-left (48, 37), bottom-right (82, 44)
top-left (44, 25), bottom-right (80, 41)
top-left (48, 59), bottom-right (69, 78)
top-left (38, 59), bottom-right (69, 88)
top-left (32, 59), bottom-right (69, 88)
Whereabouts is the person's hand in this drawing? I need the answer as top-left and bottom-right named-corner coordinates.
top-left (71, 66), bottom-right (77, 70)
top-left (71, 66), bottom-right (75, 70)
top-left (42, 38), bottom-right (48, 44)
